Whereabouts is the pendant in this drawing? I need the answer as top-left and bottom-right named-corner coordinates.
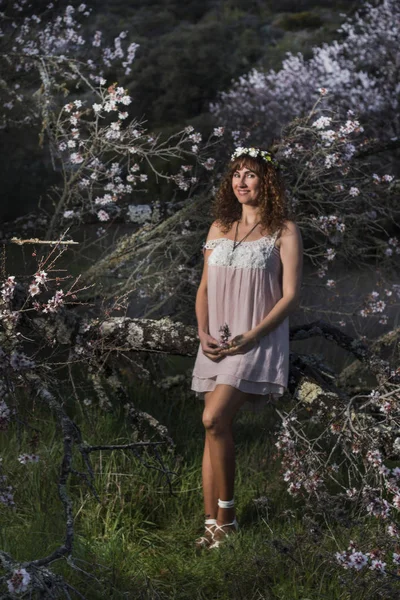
top-left (229, 249), bottom-right (234, 266)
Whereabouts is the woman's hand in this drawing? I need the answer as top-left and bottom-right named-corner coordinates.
top-left (218, 331), bottom-right (258, 357)
top-left (198, 331), bottom-right (224, 362)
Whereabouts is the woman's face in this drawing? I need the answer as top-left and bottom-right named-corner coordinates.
top-left (231, 166), bottom-right (261, 205)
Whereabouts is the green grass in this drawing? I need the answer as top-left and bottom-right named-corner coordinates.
top-left (1, 378), bottom-right (399, 599)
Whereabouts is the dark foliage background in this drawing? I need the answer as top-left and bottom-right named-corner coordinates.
top-left (0, 0), bottom-right (361, 220)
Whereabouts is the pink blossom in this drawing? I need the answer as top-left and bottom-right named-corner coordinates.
top-left (370, 559), bottom-right (386, 574)
top-left (366, 449), bottom-right (383, 466)
top-left (34, 271), bottom-right (47, 285)
top-left (203, 158), bottom-right (216, 170)
top-left (189, 132), bottom-right (202, 143)
top-left (92, 30), bottom-right (102, 47)
top-left (324, 153), bottom-right (339, 169)
top-left (1, 276), bottom-right (16, 302)
top-left (18, 453), bottom-right (40, 464)
top-left (70, 152), bottom-right (84, 164)
top-left (349, 187), bottom-right (360, 196)
top-left (28, 283), bottom-right (40, 296)
top-left (393, 495), bottom-right (400, 510)
top-left (42, 290), bottom-right (65, 314)
top-left (97, 210), bottom-right (110, 222)
top-left (382, 174), bottom-right (394, 182)
top-left (0, 483), bottom-right (15, 506)
top-left (392, 467), bottom-right (400, 479)
top-left (335, 550), bottom-right (348, 566)
top-left (312, 116), bottom-right (332, 129)
top-left (120, 95), bottom-right (132, 106)
top-left (387, 524), bottom-right (400, 537)
top-left (7, 568), bottom-right (31, 594)
top-left (325, 248), bottom-right (336, 261)
top-left (319, 129), bottom-right (336, 145)
top-left (213, 127), bottom-right (224, 137)
top-left (349, 551), bottom-right (368, 571)
top-left (0, 400), bottom-right (10, 430)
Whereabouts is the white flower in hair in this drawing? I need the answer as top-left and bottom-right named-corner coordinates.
top-left (234, 146), bottom-right (245, 155)
top-left (230, 146), bottom-right (278, 166)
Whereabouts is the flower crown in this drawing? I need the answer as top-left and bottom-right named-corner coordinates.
top-left (231, 146), bottom-right (278, 166)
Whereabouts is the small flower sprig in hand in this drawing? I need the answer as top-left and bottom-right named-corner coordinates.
top-left (219, 327), bottom-right (259, 356)
top-left (218, 322), bottom-right (232, 348)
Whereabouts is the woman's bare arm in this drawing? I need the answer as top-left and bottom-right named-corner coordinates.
top-left (195, 221), bottom-right (225, 359)
top-left (250, 220), bottom-right (303, 341)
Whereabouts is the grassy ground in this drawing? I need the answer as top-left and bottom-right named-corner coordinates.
top-left (1, 368), bottom-right (398, 599)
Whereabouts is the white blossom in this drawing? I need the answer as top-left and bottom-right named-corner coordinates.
top-left (349, 186), bottom-right (360, 196)
top-left (97, 210), bottom-right (110, 222)
top-left (349, 551), bottom-right (368, 571)
top-left (212, 127), bottom-right (224, 137)
top-left (370, 560), bottom-right (386, 574)
top-left (7, 568), bottom-right (31, 594)
top-left (18, 453), bottom-right (40, 464)
top-left (28, 283), bottom-right (40, 296)
top-left (312, 116), bottom-right (332, 129)
top-left (70, 152), bottom-right (84, 164)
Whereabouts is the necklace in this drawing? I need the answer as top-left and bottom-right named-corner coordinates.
top-left (232, 219), bottom-right (261, 252)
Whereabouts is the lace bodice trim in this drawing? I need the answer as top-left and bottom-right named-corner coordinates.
top-left (203, 232), bottom-right (279, 269)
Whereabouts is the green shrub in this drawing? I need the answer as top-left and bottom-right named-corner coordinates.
top-left (275, 11), bottom-right (324, 31)
top-left (266, 0), bottom-right (336, 12)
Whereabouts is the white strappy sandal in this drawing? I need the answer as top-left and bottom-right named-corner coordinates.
top-left (207, 518), bottom-right (239, 549)
top-left (194, 518), bottom-right (217, 550)
top-left (207, 498), bottom-right (239, 549)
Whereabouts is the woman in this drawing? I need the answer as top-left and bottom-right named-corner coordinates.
top-left (191, 147), bottom-right (303, 550)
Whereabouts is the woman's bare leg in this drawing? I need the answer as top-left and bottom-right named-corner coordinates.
top-left (201, 431), bottom-right (218, 519)
top-left (202, 384), bottom-right (249, 525)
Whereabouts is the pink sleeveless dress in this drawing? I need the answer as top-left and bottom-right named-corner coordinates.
top-left (191, 230), bottom-right (289, 412)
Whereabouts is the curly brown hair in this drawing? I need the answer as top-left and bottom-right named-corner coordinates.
top-left (211, 154), bottom-right (292, 235)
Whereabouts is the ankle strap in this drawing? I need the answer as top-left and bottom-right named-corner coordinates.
top-left (215, 517), bottom-right (239, 531)
top-left (218, 498), bottom-right (234, 509)
top-left (205, 518), bottom-right (217, 525)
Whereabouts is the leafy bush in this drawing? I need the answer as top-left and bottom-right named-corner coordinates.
top-left (266, 0), bottom-right (342, 12)
top-left (275, 11), bottom-right (324, 31)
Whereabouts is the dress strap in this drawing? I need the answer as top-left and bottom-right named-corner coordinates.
top-left (271, 229), bottom-right (281, 247)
